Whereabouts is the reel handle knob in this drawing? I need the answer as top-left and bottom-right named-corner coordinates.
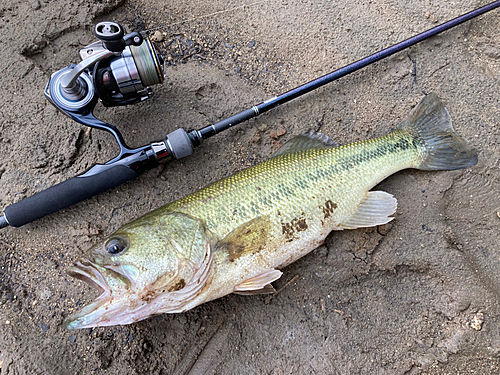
top-left (124, 32), bottom-right (143, 47)
top-left (94, 21), bottom-right (126, 52)
top-left (94, 22), bottom-right (144, 52)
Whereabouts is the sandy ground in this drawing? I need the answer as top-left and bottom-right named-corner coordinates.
top-left (0, 0), bottom-right (500, 373)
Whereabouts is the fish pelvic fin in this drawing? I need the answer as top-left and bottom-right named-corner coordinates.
top-left (233, 284), bottom-right (276, 295)
top-left (233, 269), bottom-right (282, 295)
top-left (339, 191), bottom-right (397, 230)
top-left (397, 93), bottom-right (478, 171)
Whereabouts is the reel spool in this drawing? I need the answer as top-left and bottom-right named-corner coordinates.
top-left (93, 38), bottom-right (164, 106)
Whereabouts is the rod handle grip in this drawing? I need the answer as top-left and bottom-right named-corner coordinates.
top-left (3, 165), bottom-right (138, 227)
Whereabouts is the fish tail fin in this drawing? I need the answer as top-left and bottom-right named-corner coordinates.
top-left (397, 93), bottom-right (478, 171)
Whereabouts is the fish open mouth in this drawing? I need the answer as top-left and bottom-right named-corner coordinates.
top-left (67, 260), bottom-right (112, 296)
top-left (65, 260), bottom-right (135, 329)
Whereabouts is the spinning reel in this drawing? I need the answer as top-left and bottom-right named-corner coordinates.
top-left (0, 22), bottom-right (196, 229)
top-left (48, 21), bottom-right (164, 110)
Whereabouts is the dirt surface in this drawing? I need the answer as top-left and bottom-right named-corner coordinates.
top-left (0, 0), bottom-right (499, 373)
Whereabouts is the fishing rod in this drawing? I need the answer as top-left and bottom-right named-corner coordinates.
top-left (0, 1), bottom-right (499, 229)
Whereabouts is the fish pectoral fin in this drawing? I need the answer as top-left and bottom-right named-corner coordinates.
top-left (339, 191), bottom-right (397, 230)
top-left (271, 130), bottom-right (338, 158)
top-left (233, 269), bottom-right (283, 294)
top-left (216, 216), bottom-right (271, 262)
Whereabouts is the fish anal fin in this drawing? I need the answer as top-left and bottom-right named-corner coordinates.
top-left (271, 130), bottom-right (338, 158)
top-left (217, 216), bottom-right (271, 262)
top-left (233, 269), bottom-right (283, 294)
top-left (339, 191), bottom-right (397, 230)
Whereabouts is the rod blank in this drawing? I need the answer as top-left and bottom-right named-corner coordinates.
top-left (193, 0), bottom-right (500, 141)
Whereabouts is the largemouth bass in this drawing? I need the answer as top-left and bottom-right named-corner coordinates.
top-left (66, 94), bottom-right (477, 329)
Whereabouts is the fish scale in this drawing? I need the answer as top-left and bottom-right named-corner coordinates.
top-left (65, 94), bottom-right (478, 328)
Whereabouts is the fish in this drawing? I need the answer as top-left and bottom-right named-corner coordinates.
top-left (65, 93), bottom-right (478, 329)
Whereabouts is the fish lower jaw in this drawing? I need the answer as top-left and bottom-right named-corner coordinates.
top-left (65, 293), bottom-right (158, 329)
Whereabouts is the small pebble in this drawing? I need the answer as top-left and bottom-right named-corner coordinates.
top-left (151, 30), bottom-right (165, 43)
top-left (471, 312), bottom-right (484, 331)
top-left (269, 124), bottom-right (287, 139)
top-left (29, 0), bottom-right (40, 10)
top-left (251, 130), bottom-right (261, 143)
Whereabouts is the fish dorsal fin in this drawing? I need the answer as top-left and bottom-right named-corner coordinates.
top-left (339, 191), bottom-right (397, 230)
top-left (271, 130), bottom-right (338, 158)
top-left (216, 216), bottom-right (271, 262)
top-left (233, 269), bottom-right (283, 295)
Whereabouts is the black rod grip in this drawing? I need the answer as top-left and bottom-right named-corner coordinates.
top-left (3, 165), bottom-right (138, 227)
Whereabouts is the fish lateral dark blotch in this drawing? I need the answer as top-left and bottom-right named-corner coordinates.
top-left (321, 200), bottom-right (337, 219)
top-left (295, 217), bottom-right (308, 231)
top-left (281, 216), bottom-right (308, 241)
top-left (282, 222), bottom-right (295, 241)
top-left (226, 243), bottom-right (246, 262)
top-left (219, 216), bottom-right (271, 262)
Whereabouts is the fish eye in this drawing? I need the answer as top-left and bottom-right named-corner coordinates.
top-left (105, 238), bottom-right (127, 255)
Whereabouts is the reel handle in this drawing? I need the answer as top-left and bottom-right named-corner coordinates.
top-left (2, 165), bottom-right (138, 228)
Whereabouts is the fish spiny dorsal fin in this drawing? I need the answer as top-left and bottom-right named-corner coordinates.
top-left (233, 269), bottom-right (283, 295)
top-left (271, 130), bottom-right (339, 158)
